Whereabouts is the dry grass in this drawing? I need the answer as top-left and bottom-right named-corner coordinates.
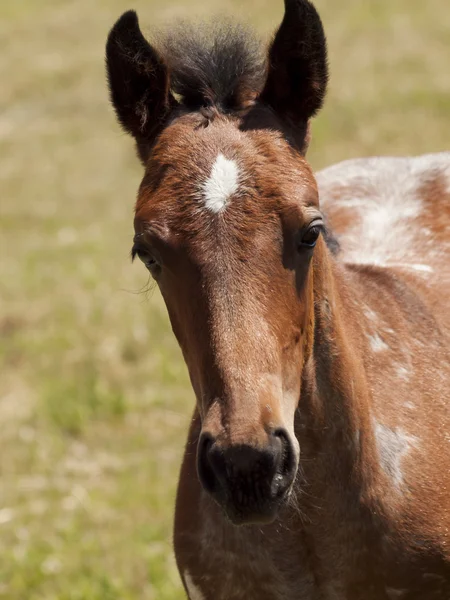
top-left (0, 0), bottom-right (448, 598)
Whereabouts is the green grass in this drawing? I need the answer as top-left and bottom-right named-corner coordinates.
top-left (0, 0), bottom-right (449, 597)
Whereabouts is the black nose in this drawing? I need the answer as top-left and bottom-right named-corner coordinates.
top-left (197, 429), bottom-right (297, 524)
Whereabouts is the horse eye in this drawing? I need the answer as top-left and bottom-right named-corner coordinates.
top-left (299, 223), bottom-right (323, 249)
top-left (131, 246), bottom-right (160, 275)
top-left (142, 254), bottom-right (157, 270)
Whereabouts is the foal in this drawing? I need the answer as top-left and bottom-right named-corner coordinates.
top-left (106, 1), bottom-right (450, 598)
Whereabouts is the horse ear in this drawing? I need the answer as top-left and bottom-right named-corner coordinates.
top-left (106, 11), bottom-right (174, 159)
top-left (259, 0), bottom-right (328, 149)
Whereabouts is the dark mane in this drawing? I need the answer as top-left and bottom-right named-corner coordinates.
top-left (155, 20), bottom-right (267, 112)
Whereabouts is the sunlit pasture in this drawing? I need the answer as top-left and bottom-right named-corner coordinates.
top-left (0, 0), bottom-right (448, 597)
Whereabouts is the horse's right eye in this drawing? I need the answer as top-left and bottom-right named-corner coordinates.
top-left (301, 225), bottom-right (321, 248)
top-left (297, 220), bottom-right (324, 250)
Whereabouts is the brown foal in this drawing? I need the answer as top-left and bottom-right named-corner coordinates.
top-left (106, 1), bottom-right (450, 597)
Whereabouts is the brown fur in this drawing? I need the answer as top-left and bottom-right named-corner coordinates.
top-left (106, 1), bottom-right (450, 597)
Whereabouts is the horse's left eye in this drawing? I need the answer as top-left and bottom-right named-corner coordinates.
top-left (131, 246), bottom-right (160, 275)
top-left (141, 254), bottom-right (156, 270)
top-left (299, 222), bottom-right (323, 249)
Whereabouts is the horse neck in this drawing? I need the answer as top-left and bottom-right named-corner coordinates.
top-left (296, 242), bottom-right (381, 506)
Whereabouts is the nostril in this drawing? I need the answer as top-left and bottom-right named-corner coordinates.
top-left (199, 431), bottom-right (214, 455)
top-left (273, 428), bottom-right (296, 478)
top-left (197, 432), bottom-right (216, 494)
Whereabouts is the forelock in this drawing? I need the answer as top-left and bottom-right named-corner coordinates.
top-left (154, 19), bottom-right (266, 112)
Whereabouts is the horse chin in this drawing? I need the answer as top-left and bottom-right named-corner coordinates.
top-left (222, 503), bottom-right (280, 526)
top-left (217, 491), bottom-right (290, 527)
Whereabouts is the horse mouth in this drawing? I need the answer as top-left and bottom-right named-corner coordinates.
top-left (218, 482), bottom-right (293, 526)
top-left (204, 465), bottom-right (296, 526)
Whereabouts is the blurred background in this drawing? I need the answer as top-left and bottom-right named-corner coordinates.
top-left (0, 0), bottom-right (448, 598)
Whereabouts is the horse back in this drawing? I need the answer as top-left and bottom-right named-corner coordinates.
top-left (317, 152), bottom-right (450, 332)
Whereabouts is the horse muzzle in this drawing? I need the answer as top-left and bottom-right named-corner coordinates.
top-left (196, 428), bottom-right (298, 525)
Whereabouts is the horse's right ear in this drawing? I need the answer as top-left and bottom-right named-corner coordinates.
top-left (106, 11), bottom-right (174, 160)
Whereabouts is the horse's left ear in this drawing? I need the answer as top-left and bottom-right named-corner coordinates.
top-left (259, 0), bottom-right (328, 151)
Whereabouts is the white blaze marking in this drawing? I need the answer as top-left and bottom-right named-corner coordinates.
top-left (184, 570), bottom-right (205, 600)
top-left (202, 153), bottom-right (239, 213)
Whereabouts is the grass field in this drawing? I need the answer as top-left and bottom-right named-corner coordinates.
top-left (0, 0), bottom-right (449, 598)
